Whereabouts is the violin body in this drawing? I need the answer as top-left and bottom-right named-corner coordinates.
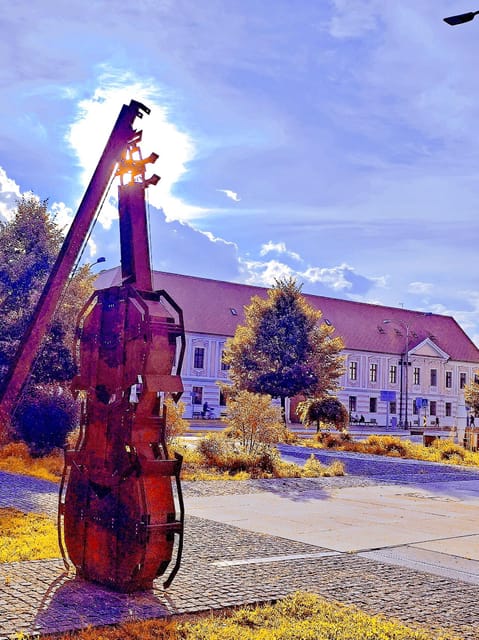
top-left (59, 284), bottom-right (185, 592)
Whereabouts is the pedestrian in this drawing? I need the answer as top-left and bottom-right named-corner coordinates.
top-left (471, 415), bottom-right (475, 427)
top-left (202, 401), bottom-right (209, 419)
top-left (435, 416), bottom-right (439, 427)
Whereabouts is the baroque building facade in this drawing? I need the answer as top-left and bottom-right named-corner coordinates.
top-left (96, 269), bottom-right (479, 431)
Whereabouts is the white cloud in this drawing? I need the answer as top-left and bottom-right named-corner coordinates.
top-left (242, 259), bottom-right (293, 287)
top-left (301, 265), bottom-right (352, 290)
top-left (0, 167), bottom-right (21, 221)
top-left (259, 241), bottom-right (301, 261)
top-left (50, 201), bottom-right (74, 233)
top-left (66, 70), bottom-right (207, 227)
top-left (241, 255), bottom-right (385, 298)
top-left (217, 189), bottom-right (241, 202)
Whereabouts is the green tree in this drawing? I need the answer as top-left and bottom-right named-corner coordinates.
top-left (464, 372), bottom-right (479, 416)
top-left (0, 196), bottom-right (95, 448)
top-left (297, 396), bottom-right (349, 432)
top-left (0, 196), bottom-right (95, 386)
top-left (223, 278), bottom-right (345, 419)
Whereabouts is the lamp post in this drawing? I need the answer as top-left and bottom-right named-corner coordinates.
top-left (444, 10), bottom-right (479, 25)
top-left (384, 319), bottom-right (410, 428)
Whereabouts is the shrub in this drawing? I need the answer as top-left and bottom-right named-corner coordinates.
top-left (302, 454), bottom-right (345, 477)
top-left (431, 439), bottom-right (466, 461)
top-left (314, 430), bottom-right (351, 448)
top-left (196, 434), bottom-right (281, 477)
top-left (223, 390), bottom-right (286, 453)
top-left (164, 397), bottom-right (188, 443)
top-left (365, 435), bottom-right (408, 457)
top-left (13, 385), bottom-right (79, 455)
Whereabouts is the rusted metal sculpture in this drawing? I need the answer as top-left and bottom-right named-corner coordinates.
top-left (59, 142), bottom-right (186, 591)
top-left (0, 101), bottom-right (185, 591)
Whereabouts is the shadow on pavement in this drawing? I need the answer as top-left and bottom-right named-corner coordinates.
top-left (34, 571), bottom-right (171, 635)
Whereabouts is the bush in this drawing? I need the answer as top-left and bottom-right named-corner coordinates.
top-left (365, 435), bottom-right (408, 457)
top-left (197, 434), bottom-right (281, 477)
top-left (13, 385), bottom-right (79, 455)
top-left (164, 397), bottom-right (188, 443)
top-left (431, 439), bottom-right (466, 461)
top-left (314, 430), bottom-right (351, 448)
top-left (223, 390), bottom-right (286, 453)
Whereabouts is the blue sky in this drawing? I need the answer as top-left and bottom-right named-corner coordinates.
top-left (1, 1), bottom-right (479, 341)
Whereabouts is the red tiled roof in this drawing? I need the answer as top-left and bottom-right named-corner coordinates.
top-left (95, 268), bottom-right (479, 363)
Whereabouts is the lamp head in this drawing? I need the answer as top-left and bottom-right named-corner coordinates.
top-left (444, 11), bottom-right (478, 25)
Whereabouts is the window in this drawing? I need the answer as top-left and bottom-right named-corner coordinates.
top-left (389, 365), bottom-right (397, 384)
top-left (349, 396), bottom-right (357, 413)
top-left (460, 373), bottom-right (466, 389)
top-left (349, 361), bottom-right (358, 381)
top-left (445, 402), bottom-right (452, 417)
top-left (369, 397), bottom-right (377, 413)
top-left (413, 367), bottom-right (420, 385)
top-left (430, 369), bottom-right (437, 386)
top-left (445, 371), bottom-right (452, 388)
top-left (194, 347), bottom-right (205, 369)
top-left (369, 363), bottom-right (378, 383)
top-left (192, 386), bottom-right (203, 405)
top-left (390, 401), bottom-right (396, 414)
top-left (430, 401), bottom-right (437, 416)
top-left (220, 350), bottom-right (230, 371)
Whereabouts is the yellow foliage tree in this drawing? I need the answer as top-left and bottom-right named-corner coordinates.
top-left (164, 397), bottom-right (188, 443)
top-left (224, 390), bottom-right (285, 453)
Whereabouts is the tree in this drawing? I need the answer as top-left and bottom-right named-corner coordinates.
top-left (464, 372), bottom-right (479, 416)
top-left (223, 278), bottom-right (345, 419)
top-left (0, 196), bottom-right (95, 448)
top-left (223, 390), bottom-right (285, 454)
top-left (0, 196), bottom-right (95, 386)
top-left (297, 396), bottom-right (349, 432)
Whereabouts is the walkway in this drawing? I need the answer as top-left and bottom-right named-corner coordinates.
top-left (2, 457), bottom-right (479, 638)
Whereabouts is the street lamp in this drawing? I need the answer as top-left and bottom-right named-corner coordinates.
top-left (444, 11), bottom-right (479, 25)
top-left (383, 319), bottom-right (410, 428)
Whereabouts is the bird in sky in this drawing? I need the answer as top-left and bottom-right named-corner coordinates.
top-left (217, 188), bottom-right (241, 202)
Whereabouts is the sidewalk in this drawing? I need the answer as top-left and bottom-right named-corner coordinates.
top-left (2, 470), bottom-right (479, 638)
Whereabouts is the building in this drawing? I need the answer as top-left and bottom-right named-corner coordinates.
top-left (96, 268), bottom-right (479, 430)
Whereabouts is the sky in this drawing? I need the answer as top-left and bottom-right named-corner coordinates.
top-left (1, 1), bottom-right (479, 342)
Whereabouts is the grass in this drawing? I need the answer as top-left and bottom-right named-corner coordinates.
top-left (0, 507), bottom-right (59, 563)
top-left (38, 591), bottom-right (461, 640)
top-left (0, 441), bottom-right (63, 482)
top-left (309, 432), bottom-right (479, 467)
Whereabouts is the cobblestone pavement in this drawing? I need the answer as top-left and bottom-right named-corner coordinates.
top-left (2, 466), bottom-right (479, 638)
